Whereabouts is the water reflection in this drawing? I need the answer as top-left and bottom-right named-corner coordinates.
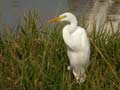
top-left (68, 0), bottom-right (94, 16)
top-left (11, 0), bottom-right (21, 7)
top-left (0, 0), bottom-right (120, 26)
top-left (0, 0), bottom-right (68, 26)
top-left (108, 3), bottom-right (120, 14)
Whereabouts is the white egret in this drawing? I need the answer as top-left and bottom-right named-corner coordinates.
top-left (48, 12), bottom-right (90, 83)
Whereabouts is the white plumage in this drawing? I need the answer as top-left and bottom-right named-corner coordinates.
top-left (48, 12), bottom-right (90, 83)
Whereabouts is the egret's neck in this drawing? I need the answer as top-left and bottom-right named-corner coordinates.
top-left (68, 18), bottom-right (78, 33)
top-left (62, 18), bottom-right (78, 48)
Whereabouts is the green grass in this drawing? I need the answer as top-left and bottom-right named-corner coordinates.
top-left (0, 11), bottom-right (120, 90)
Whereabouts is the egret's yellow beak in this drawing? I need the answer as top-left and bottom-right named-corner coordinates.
top-left (48, 16), bottom-right (65, 23)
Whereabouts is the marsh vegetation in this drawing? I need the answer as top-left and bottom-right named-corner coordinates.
top-left (0, 11), bottom-right (120, 90)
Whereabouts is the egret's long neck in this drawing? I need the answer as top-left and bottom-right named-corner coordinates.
top-left (68, 19), bottom-right (78, 33)
top-left (62, 18), bottom-right (78, 48)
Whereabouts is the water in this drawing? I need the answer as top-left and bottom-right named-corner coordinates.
top-left (0, 0), bottom-right (120, 26)
top-left (0, 0), bottom-right (68, 26)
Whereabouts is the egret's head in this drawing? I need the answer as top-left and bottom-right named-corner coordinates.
top-left (48, 12), bottom-right (77, 23)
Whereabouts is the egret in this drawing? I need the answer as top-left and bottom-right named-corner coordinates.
top-left (48, 12), bottom-right (90, 83)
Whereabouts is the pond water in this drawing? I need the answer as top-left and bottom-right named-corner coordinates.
top-left (0, 0), bottom-right (120, 27)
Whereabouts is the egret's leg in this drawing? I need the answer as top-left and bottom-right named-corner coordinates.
top-left (73, 70), bottom-right (79, 82)
top-left (72, 70), bottom-right (77, 77)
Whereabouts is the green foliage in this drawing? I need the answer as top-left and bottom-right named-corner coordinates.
top-left (0, 11), bottom-right (120, 90)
